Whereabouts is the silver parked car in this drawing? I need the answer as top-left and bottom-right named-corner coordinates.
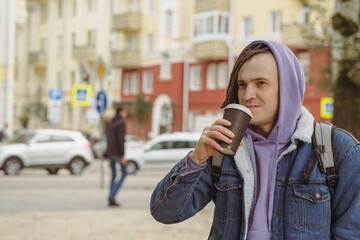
top-left (0, 129), bottom-right (94, 175)
top-left (125, 132), bottom-right (201, 174)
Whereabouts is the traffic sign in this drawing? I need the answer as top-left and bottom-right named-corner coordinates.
top-left (320, 97), bottom-right (334, 119)
top-left (49, 88), bottom-right (62, 100)
top-left (93, 56), bottom-right (110, 85)
top-left (71, 84), bottom-right (92, 106)
top-left (96, 91), bottom-right (107, 115)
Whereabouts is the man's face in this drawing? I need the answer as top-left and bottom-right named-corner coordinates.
top-left (120, 110), bottom-right (127, 118)
top-left (237, 53), bottom-right (279, 136)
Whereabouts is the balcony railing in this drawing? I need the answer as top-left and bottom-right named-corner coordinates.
top-left (72, 45), bottom-right (96, 61)
top-left (193, 41), bottom-right (228, 60)
top-left (28, 51), bottom-right (47, 68)
top-left (113, 12), bottom-right (141, 31)
top-left (195, 0), bottom-right (230, 13)
top-left (282, 23), bottom-right (311, 47)
top-left (112, 49), bottom-right (140, 68)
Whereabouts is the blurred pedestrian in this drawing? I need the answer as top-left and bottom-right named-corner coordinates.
top-left (150, 40), bottom-right (360, 239)
top-left (105, 107), bottom-right (128, 207)
top-left (0, 123), bottom-right (9, 142)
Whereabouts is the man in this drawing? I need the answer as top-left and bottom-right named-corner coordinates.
top-left (150, 41), bottom-right (360, 239)
top-left (0, 123), bottom-right (8, 142)
top-left (106, 107), bottom-right (128, 207)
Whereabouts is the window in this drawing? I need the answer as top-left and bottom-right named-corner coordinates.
top-left (58, 36), bottom-right (63, 55)
top-left (126, 35), bottom-right (139, 50)
top-left (113, 0), bottom-right (122, 15)
top-left (123, 73), bottom-right (131, 95)
top-left (219, 15), bottom-right (229, 34)
top-left (145, 34), bottom-right (153, 53)
top-left (88, 0), bottom-right (96, 12)
top-left (71, 33), bottom-right (76, 48)
top-left (190, 65), bottom-right (202, 91)
top-left (269, 11), bottom-right (282, 35)
top-left (298, 52), bottom-right (310, 82)
top-left (35, 135), bottom-right (52, 143)
top-left (300, 6), bottom-right (310, 24)
top-left (71, 71), bottom-right (76, 86)
top-left (206, 16), bottom-right (214, 34)
top-left (40, 38), bottom-right (47, 51)
top-left (194, 18), bottom-right (203, 37)
top-left (130, 72), bottom-right (139, 94)
top-left (72, 0), bottom-right (76, 16)
top-left (128, 0), bottom-right (140, 12)
top-left (142, 71), bottom-right (153, 94)
top-left (193, 12), bottom-right (229, 40)
top-left (40, 3), bottom-right (47, 22)
top-left (217, 62), bottom-right (228, 89)
top-left (206, 63), bottom-right (216, 90)
top-left (58, 0), bottom-right (62, 18)
top-left (240, 16), bottom-right (252, 39)
top-left (146, 0), bottom-right (154, 14)
top-left (160, 52), bottom-right (171, 80)
top-left (111, 32), bottom-right (121, 51)
top-left (51, 135), bottom-right (74, 142)
top-left (57, 72), bottom-right (62, 87)
top-left (87, 29), bottom-right (96, 45)
top-left (166, 10), bottom-right (172, 35)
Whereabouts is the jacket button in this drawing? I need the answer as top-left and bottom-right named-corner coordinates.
top-left (279, 176), bottom-right (285, 181)
top-left (276, 210), bottom-right (282, 216)
top-left (315, 193), bottom-right (321, 199)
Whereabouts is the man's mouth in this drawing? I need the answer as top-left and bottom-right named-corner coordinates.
top-left (245, 105), bottom-right (260, 110)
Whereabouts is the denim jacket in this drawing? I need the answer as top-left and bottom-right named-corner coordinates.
top-left (150, 110), bottom-right (360, 240)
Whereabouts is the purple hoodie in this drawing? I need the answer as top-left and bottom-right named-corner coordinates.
top-left (185, 40), bottom-right (305, 238)
top-left (243, 41), bottom-right (305, 239)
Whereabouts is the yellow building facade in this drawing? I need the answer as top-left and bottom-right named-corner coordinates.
top-left (4, 0), bottom-right (332, 137)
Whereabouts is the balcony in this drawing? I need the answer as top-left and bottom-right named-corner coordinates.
top-left (193, 41), bottom-right (228, 60)
top-left (113, 12), bottom-right (141, 32)
top-left (282, 23), bottom-right (311, 47)
top-left (195, 0), bottom-right (230, 13)
top-left (28, 51), bottom-right (47, 69)
top-left (112, 49), bottom-right (140, 68)
top-left (72, 45), bottom-right (96, 62)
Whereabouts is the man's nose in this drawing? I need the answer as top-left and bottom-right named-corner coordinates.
top-left (243, 85), bottom-right (256, 100)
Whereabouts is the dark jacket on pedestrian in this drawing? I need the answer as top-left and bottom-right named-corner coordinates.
top-left (106, 114), bottom-right (126, 158)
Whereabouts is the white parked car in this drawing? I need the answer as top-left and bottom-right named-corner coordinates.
top-left (92, 135), bottom-right (144, 158)
top-left (125, 132), bottom-right (201, 174)
top-left (0, 129), bottom-right (94, 175)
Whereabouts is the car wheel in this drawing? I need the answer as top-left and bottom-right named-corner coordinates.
top-left (3, 157), bottom-right (22, 175)
top-left (126, 160), bottom-right (138, 174)
top-left (46, 168), bottom-right (60, 175)
top-left (68, 157), bottom-right (86, 175)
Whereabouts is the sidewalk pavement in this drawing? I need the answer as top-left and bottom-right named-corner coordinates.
top-left (0, 159), bottom-right (214, 240)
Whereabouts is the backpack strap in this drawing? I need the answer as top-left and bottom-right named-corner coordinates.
top-left (211, 153), bottom-right (225, 184)
top-left (306, 121), bottom-right (337, 197)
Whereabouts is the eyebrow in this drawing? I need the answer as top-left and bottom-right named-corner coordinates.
top-left (237, 77), bottom-right (270, 82)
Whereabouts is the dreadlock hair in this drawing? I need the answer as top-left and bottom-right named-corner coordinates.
top-left (220, 43), bottom-right (272, 108)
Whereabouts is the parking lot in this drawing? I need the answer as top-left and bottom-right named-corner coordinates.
top-left (0, 159), bottom-right (214, 240)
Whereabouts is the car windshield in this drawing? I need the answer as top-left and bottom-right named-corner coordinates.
top-left (7, 132), bottom-right (35, 144)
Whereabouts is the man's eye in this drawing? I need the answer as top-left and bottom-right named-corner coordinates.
top-left (238, 82), bottom-right (246, 88)
top-left (257, 81), bottom-right (266, 86)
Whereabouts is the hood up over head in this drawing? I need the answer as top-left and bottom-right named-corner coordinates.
top-left (226, 40), bottom-right (306, 238)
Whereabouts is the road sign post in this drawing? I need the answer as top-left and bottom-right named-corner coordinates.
top-left (93, 56), bottom-right (110, 189)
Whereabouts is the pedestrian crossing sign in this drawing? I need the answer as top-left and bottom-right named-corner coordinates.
top-left (320, 97), bottom-right (334, 119)
top-left (71, 84), bottom-right (92, 106)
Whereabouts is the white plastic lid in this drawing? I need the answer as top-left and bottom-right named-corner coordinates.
top-left (224, 104), bottom-right (253, 118)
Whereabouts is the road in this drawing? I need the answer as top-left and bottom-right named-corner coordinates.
top-left (0, 160), bottom-right (214, 240)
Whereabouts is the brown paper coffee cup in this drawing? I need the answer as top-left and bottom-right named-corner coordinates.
top-left (219, 104), bottom-right (252, 156)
